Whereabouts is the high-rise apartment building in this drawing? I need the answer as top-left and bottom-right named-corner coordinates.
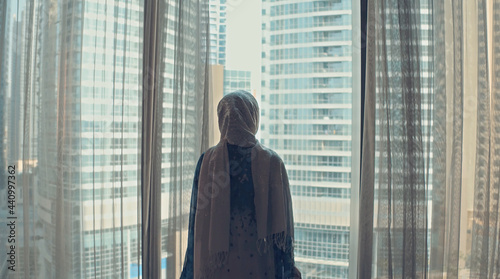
top-left (261, 1), bottom-right (355, 277)
top-left (35, 0), bottom-right (144, 277)
top-left (209, 0), bottom-right (227, 65)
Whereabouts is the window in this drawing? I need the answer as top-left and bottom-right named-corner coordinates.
top-left (236, 1), bottom-right (361, 277)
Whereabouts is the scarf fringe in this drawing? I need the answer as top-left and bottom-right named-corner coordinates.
top-left (256, 231), bottom-right (290, 256)
top-left (200, 251), bottom-right (229, 279)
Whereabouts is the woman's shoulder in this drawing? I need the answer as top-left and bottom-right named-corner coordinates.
top-left (196, 152), bottom-right (206, 168)
top-left (202, 144), bottom-right (220, 157)
top-left (254, 142), bottom-right (284, 164)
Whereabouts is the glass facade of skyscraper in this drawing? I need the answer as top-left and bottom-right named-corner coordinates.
top-left (223, 69), bottom-right (251, 95)
top-left (209, 0), bottom-right (226, 65)
top-left (35, 0), bottom-right (144, 277)
top-left (261, 1), bottom-right (354, 278)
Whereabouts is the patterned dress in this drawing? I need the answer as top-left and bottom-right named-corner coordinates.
top-left (180, 143), bottom-right (296, 279)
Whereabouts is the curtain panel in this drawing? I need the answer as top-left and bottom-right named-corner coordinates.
top-left (0, 0), bottom-right (146, 278)
top-left (0, 0), bottom-right (209, 278)
top-left (161, 0), bottom-right (210, 278)
top-left (360, 0), bottom-right (500, 278)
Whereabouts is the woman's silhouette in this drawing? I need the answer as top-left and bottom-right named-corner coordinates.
top-left (180, 91), bottom-right (301, 278)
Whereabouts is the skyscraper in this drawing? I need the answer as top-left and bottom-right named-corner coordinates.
top-left (36, 0), bottom-right (144, 277)
top-left (209, 0), bottom-right (227, 65)
top-left (261, 1), bottom-right (355, 277)
top-left (223, 69), bottom-right (251, 95)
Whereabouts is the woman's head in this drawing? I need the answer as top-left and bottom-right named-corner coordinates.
top-left (217, 90), bottom-right (259, 146)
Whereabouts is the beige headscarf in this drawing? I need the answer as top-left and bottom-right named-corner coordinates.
top-left (193, 90), bottom-right (294, 278)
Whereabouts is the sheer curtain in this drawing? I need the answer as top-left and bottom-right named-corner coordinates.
top-left (359, 0), bottom-right (500, 277)
top-left (151, 0), bottom-right (210, 278)
top-left (0, 0), bottom-right (208, 278)
top-left (0, 0), bottom-right (146, 278)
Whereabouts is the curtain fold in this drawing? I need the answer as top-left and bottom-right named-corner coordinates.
top-left (141, 0), bottom-right (210, 278)
top-left (141, 0), bottom-right (165, 277)
top-left (159, 0), bottom-right (210, 278)
top-left (470, 0), bottom-right (500, 277)
top-left (373, 1), bottom-right (429, 277)
top-left (357, 0), bottom-right (376, 276)
top-left (360, 0), bottom-right (500, 277)
top-left (163, 0), bottom-right (209, 278)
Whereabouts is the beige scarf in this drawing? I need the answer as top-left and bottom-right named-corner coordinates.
top-left (193, 91), bottom-right (294, 278)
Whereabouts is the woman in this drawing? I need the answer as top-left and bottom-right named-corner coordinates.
top-left (180, 91), bottom-right (301, 278)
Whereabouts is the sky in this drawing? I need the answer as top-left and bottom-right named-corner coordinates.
top-left (225, 0), bottom-right (262, 93)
